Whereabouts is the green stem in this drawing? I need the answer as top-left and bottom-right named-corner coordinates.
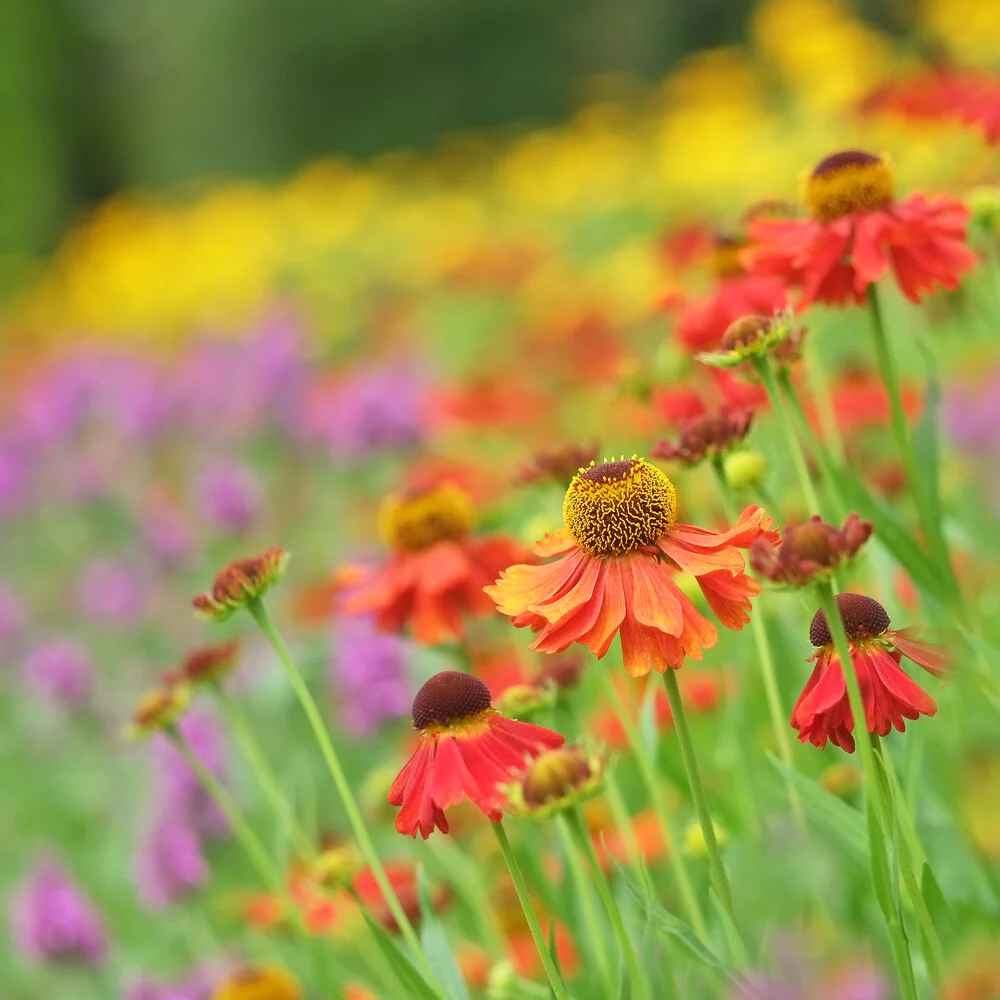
top-left (597, 667), bottom-right (708, 940)
top-left (247, 598), bottom-right (440, 992)
top-left (492, 821), bottom-right (570, 1000)
top-left (866, 286), bottom-right (955, 596)
top-left (712, 458), bottom-right (804, 829)
top-left (210, 681), bottom-right (315, 860)
top-left (815, 582), bottom-right (918, 996)
top-left (804, 335), bottom-right (847, 464)
top-left (567, 806), bottom-right (655, 1000)
top-left (557, 817), bottom-right (616, 998)
top-left (603, 771), bottom-right (649, 888)
top-left (660, 668), bottom-right (732, 914)
top-left (753, 357), bottom-right (822, 517)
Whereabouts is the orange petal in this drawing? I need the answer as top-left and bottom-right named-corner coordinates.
top-left (533, 528), bottom-right (578, 558)
top-left (624, 553), bottom-right (684, 636)
top-left (485, 550), bottom-right (584, 617)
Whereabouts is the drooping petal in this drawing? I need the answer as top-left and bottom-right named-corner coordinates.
top-left (696, 568), bottom-right (758, 630)
top-left (891, 627), bottom-right (949, 678)
top-left (486, 550), bottom-right (587, 618)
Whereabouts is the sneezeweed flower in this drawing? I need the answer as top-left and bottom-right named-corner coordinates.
top-left (750, 514), bottom-right (873, 588)
top-left (192, 549), bottom-right (288, 623)
top-left (342, 482), bottom-right (527, 645)
top-left (12, 854), bottom-right (108, 965)
top-left (652, 407), bottom-right (754, 466)
top-left (21, 638), bottom-right (93, 708)
top-left (210, 965), bottom-right (301, 1000)
top-left (696, 312), bottom-right (803, 372)
top-left (503, 744), bottom-right (606, 820)
top-left (486, 456), bottom-right (776, 677)
top-left (389, 671), bottom-right (565, 838)
top-left (792, 593), bottom-right (947, 753)
top-left (742, 150), bottom-right (977, 307)
top-left (168, 641), bottom-right (241, 688)
top-left (514, 442), bottom-right (600, 487)
top-left (127, 686), bottom-right (192, 740)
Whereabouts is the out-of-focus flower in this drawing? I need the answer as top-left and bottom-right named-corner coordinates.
top-left (750, 514), bottom-right (872, 587)
top-left (504, 744), bottom-right (605, 820)
top-left (330, 616), bottom-right (411, 736)
top-left (487, 457), bottom-right (776, 676)
top-left (353, 861), bottom-right (448, 932)
top-left (743, 150), bottom-right (976, 307)
top-left (210, 965), bottom-right (302, 1000)
top-left (21, 638), bottom-right (93, 708)
top-left (389, 671), bottom-right (565, 838)
top-left (192, 549), bottom-right (288, 623)
top-left (196, 461), bottom-right (262, 535)
top-left (652, 407), bottom-right (754, 466)
top-left (342, 482), bottom-right (527, 645)
top-left (944, 368), bottom-right (1000, 453)
top-left (127, 686), bottom-right (191, 740)
top-left (125, 966), bottom-right (217, 1000)
top-left (696, 312), bottom-right (803, 372)
top-left (167, 641), bottom-right (241, 689)
top-left (11, 854), bottom-right (108, 965)
top-left (142, 492), bottom-right (195, 567)
top-left (77, 557), bottom-right (147, 627)
top-left (134, 813), bottom-right (209, 909)
top-left (792, 593), bottom-right (947, 753)
top-left (0, 435), bottom-right (30, 517)
top-left (0, 581), bottom-right (24, 652)
top-left (514, 442), bottom-right (600, 487)
top-left (307, 364), bottom-right (426, 461)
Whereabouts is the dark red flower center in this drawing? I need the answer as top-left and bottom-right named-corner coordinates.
top-left (805, 149), bottom-right (895, 223)
top-left (580, 459), bottom-right (635, 482)
top-left (811, 150), bottom-right (883, 178)
top-left (411, 671), bottom-right (492, 729)
top-left (809, 592), bottom-right (891, 647)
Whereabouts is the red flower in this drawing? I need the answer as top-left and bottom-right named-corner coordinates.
top-left (341, 482), bottom-right (529, 644)
top-left (352, 862), bottom-right (448, 932)
top-left (742, 150), bottom-right (976, 307)
top-left (791, 593), bottom-right (947, 753)
top-left (389, 671), bottom-right (565, 838)
top-left (486, 457), bottom-right (776, 677)
top-left (676, 274), bottom-right (789, 353)
top-left (652, 407), bottom-right (754, 467)
top-left (751, 514), bottom-right (873, 588)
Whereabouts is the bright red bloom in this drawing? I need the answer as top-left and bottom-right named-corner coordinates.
top-left (341, 482), bottom-right (529, 644)
top-left (486, 457), bottom-right (776, 677)
top-left (791, 593), bottom-right (947, 753)
top-left (389, 671), bottom-right (565, 838)
top-left (676, 274), bottom-right (789, 354)
top-left (960, 79), bottom-right (1000, 144)
top-left (742, 150), bottom-right (976, 308)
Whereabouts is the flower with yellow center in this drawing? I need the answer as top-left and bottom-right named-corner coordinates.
top-left (379, 483), bottom-right (475, 552)
top-left (211, 965), bottom-right (302, 1000)
top-left (487, 455), bottom-right (777, 677)
top-left (803, 149), bottom-right (895, 223)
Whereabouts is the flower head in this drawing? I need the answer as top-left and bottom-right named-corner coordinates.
top-left (12, 855), bottom-right (108, 965)
top-left (389, 671), bottom-right (565, 838)
top-left (353, 861), bottom-right (448, 932)
top-left (750, 514), bottom-right (872, 588)
top-left (192, 549), bottom-right (288, 622)
top-left (742, 150), bottom-right (977, 307)
top-left (169, 641), bottom-right (240, 688)
top-left (652, 408), bottom-right (754, 467)
top-left (210, 965), bottom-right (301, 1000)
top-left (127, 686), bottom-right (191, 740)
top-left (697, 312), bottom-right (804, 372)
top-left (487, 455), bottom-right (776, 677)
top-left (342, 483), bottom-right (527, 644)
top-left (504, 744), bottom-right (606, 820)
top-left (514, 442), bottom-right (600, 487)
top-left (792, 593), bottom-right (947, 753)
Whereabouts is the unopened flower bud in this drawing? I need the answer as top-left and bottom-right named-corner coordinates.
top-left (504, 744), bottom-right (605, 820)
top-left (495, 682), bottom-right (557, 720)
top-left (683, 819), bottom-right (726, 859)
top-left (722, 449), bottom-right (767, 490)
top-left (750, 514), bottom-right (872, 587)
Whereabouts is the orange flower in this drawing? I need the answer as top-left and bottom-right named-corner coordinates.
top-left (486, 457), bottom-right (775, 677)
top-left (342, 482), bottom-right (528, 644)
top-left (352, 861), bottom-right (447, 932)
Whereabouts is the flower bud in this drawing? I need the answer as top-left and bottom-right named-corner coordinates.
top-left (126, 685), bottom-right (191, 740)
top-left (494, 682), bottom-right (557, 720)
top-left (750, 514), bottom-right (872, 587)
top-left (193, 549), bottom-right (289, 623)
top-left (683, 818), bottom-right (726, 859)
top-left (504, 744), bottom-right (605, 820)
top-left (722, 449), bottom-right (767, 490)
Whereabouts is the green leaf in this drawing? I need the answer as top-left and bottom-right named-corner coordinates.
top-left (767, 755), bottom-right (866, 858)
top-left (361, 909), bottom-right (441, 1000)
top-left (709, 889), bottom-right (750, 968)
top-left (866, 802), bottom-right (894, 921)
top-left (920, 862), bottom-right (953, 933)
top-left (416, 866), bottom-right (470, 1000)
top-left (614, 860), bottom-right (742, 984)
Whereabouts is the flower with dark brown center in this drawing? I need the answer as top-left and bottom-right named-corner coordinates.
top-left (379, 483), bottom-right (474, 552)
top-left (809, 593), bottom-right (891, 647)
top-left (750, 514), bottom-right (872, 587)
top-left (411, 671), bottom-right (493, 730)
top-left (504, 744), bottom-right (606, 819)
top-left (562, 457), bottom-right (677, 558)
top-left (805, 150), bottom-right (895, 223)
top-left (652, 408), bottom-right (753, 467)
top-left (126, 685), bottom-right (191, 740)
top-left (514, 442), bottom-right (600, 487)
top-left (193, 549), bottom-right (288, 623)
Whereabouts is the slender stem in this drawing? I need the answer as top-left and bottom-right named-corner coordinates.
top-left (567, 806), bottom-right (655, 1000)
top-left (815, 582), bottom-right (917, 995)
top-left (804, 336), bottom-right (846, 463)
top-left (210, 681), bottom-right (315, 860)
top-left (492, 821), bottom-right (570, 1000)
top-left (660, 668), bottom-right (732, 914)
top-left (603, 771), bottom-right (649, 888)
top-left (712, 458), bottom-right (804, 829)
top-left (753, 358), bottom-right (822, 517)
top-left (556, 817), bottom-right (616, 998)
top-left (597, 667), bottom-right (708, 940)
top-left (247, 598), bottom-right (439, 991)
top-left (866, 286), bottom-right (954, 595)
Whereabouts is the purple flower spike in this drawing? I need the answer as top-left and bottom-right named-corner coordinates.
top-left (196, 460), bottom-right (262, 534)
top-left (22, 638), bottom-right (93, 708)
top-left (134, 814), bottom-right (209, 910)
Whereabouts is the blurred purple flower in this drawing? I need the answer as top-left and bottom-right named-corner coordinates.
top-left (17, 359), bottom-right (90, 446)
top-left (90, 354), bottom-right (168, 441)
top-left (308, 365), bottom-right (426, 461)
top-left (126, 965), bottom-right (218, 1000)
top-left (133, 814), bottom-right (209, 910)
top-left (195, 460), bottom-right (262, 534)
top-left (0, 581), bottom-right (24, 651)
top-left (945, 371), bottom-right (1000, 453)
top-left (77, 557), bottom-right (146, 627)
top-left (246, 305), bottom-right (309, 434)
top-left (21, 638), bottom-right (93, 708)
top-left (332, 615), bottom-right (411, 735)
top-left (11, 854), bottom-right (108, 965)
top-left (0, 434), bottom-right (30, 517)
top-left (142, 494), bottom-right (194, 567)
top-left (152, 709), bottom-right (229, 837)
